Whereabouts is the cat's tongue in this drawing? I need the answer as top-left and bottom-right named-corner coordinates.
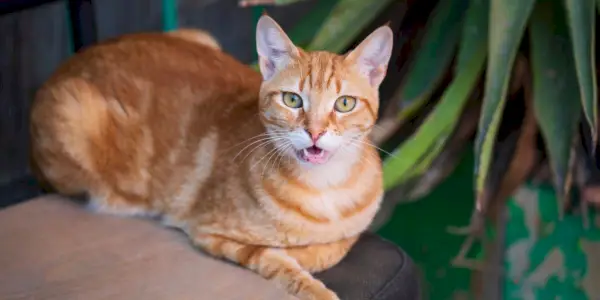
top-left (299, 146), bottom-right (329, 164)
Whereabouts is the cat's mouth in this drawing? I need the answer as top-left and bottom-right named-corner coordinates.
top-left (295, 146), bottom-right (331, 164)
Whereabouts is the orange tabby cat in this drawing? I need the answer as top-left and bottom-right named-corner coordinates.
top-left (29, 15), bottom-right (393, 300)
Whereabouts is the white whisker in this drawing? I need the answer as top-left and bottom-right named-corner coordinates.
top-left (232, 135), bottom-right (287, 162)
top-left (346, 142), bottom-right (379, 170)
top-left (261, 142), bottom-right (289, 179)
top-left (250, 144), bottom-right (283, 171)
top-left (240, 138), bottom-right (289, 163)
top-left (224, 130), bottom-right (289, 152)
top-left (351, 137), bottom-right (396, 158)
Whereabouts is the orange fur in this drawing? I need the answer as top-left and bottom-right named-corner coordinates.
top-left (30, 16), bottom-right (393, 300)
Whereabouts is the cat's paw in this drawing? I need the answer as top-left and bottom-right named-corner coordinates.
top-left (297, 283), bottom-right (340, 300)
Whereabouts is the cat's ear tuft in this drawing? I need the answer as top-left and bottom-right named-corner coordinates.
top-left (256, 15), bottom-right (299, 81)
top-left (346, 25), bottom-right (394, 87)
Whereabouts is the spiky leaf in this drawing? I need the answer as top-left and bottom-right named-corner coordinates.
top-left (564, 0), bottom-right (597, 151)
top-left (382, 44), bottom-right (486, 190)
top-left (529, 0), bottom-right (581, 202)
top-left (456, 0), bottom-right (491, 72)
top-left (481, 72), bottom-right (538, 217)
top-left (239, 0), bottom-right (309, 6)
top-left (474, 0), bottom-right (535, 197)
top-left (393, 0), bottom-right (468, 121)
top-left (306, 0), bottom-right (395, 53)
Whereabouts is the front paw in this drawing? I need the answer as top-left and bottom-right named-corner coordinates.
top-left (297, 283), bottom-right (340, 300)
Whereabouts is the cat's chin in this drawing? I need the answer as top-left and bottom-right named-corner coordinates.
top-left (295, 146), bottom-right (332, 165)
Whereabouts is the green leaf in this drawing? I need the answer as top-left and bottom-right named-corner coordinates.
top-left (565, 0), bottom-right (597, 151)
top-left (382, 0), bottom-right (488, 190)
top-left (239, 0), bottom-right (310, 6)
top-left (285, 0), bottom-right (340, 47)
top-left (394, 0), bottom-right (469, 121)
top-left (306, 0), bottom-right (396, 53)
top-left (456, 0), bottom-right (491, 72)
top-left (383, 43), bottom-right (486, 190)
top-left (393, 126), bottom-right (453, 185)
top-left (409, 127), bottom-right (454, 176)
top-left (474, 0), bottom-right (535, 196)
top-left (408, 0), bottom-right (490, 179)
top-left (529, 0), bottom-right (581, 199)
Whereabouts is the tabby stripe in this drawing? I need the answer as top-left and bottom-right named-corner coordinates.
top-left (262, 178), bottom-right (330, 223)
top-left (326, 59), bottom-right (336, 91)
top-left (361, 98), bottom-right (377, 120)
top-left (341, 170), bottom-right (382, 219)
top-left (279, 167), bottom-right (319, 193)
top-left (237, 245), bottom-right (265, 266)
top-left (263, 265), bottom-right (279, 280)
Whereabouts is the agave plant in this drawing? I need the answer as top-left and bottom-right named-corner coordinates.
top-left (380, 0), bottom-right (600, 272)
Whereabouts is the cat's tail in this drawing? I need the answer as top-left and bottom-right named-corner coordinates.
top-left (30, 78), bottom-right (110, 196)
top-left (166, 28), bottom-right (221, 50)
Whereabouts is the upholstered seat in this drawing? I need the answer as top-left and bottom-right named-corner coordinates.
top-left (0, 195), bottom-right (420, 300)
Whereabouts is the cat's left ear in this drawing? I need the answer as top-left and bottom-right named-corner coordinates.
top-left (345, 25), bottom-right (394, 87)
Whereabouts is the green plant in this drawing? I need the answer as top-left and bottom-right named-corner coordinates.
top-left (383, 0), bottom-right (599, 227)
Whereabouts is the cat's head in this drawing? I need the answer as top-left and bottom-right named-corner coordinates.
top-left (256, 15), bottom-right (393, 166)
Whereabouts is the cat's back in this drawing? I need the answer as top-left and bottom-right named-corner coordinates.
top-left (46, 31), bottom-right (261, 102)
top-left (30, 30), bottom-right (262, 200)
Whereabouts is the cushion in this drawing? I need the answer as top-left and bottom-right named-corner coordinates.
top-left (0, 196), bottom-right (419, 299)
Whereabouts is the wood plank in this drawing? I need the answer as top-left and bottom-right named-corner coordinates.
top-left (0, 1), bottom-right (70, 187)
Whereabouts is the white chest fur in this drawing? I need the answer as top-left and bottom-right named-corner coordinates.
top-left (252, 153), bottom-right (383, 245)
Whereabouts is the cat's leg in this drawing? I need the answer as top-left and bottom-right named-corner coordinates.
top-left (86, 189), bottom-right (158, 218)
top-left (284, 236), bottom-right (359, 273)
top-left (191, 233), bottom-right (340, 300)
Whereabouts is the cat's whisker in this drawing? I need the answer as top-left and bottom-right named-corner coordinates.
top-left (261, 142), bottom-right (289, 179)
top-left (346, 142), bottom-right (379, 170)
top-left (232, 137), bottom-right (276, 161)
top-left (351, 138), bottom-right (397, 158)
top-left (225, 131), bottom-right (288, 154)
top-left (267, 144), bottom-right (291, 179)
top-left (274, 145), bottom-right (290, 174)
top-left (250, 144), bottom-right (282, 171)
top-left (227, 131), bottom-right (277, 146)
top-left (240, 138), bottom-right (288, 163)
top-left (371, 123), bottom-right (388, 131)
top-left (340, 145), bottom-right (373, 169)
top-left (232, 136), bottom-right (287, 162)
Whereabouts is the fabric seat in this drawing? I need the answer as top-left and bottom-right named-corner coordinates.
top-left (0, 195), bottom-right (420, 300)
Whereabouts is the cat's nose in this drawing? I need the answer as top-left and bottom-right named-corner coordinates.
top-left (305, 129), bottom-right (325, 143)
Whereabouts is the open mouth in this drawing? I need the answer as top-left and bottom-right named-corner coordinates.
top-left (296, 146), bottom-right (331, 164)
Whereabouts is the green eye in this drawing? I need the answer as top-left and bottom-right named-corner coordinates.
top-left (334, 96), bottom-right (357, 113)
top-left (282, 92), bottom-right (303, 108)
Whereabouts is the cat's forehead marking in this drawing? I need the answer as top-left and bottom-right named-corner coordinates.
top-left (297, 53), bottom-right (342, 94)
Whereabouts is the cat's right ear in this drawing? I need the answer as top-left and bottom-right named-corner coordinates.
top-left (256, 15), bottom-right (299, 81)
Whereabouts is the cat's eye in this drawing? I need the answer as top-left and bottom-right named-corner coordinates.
top-left (282, 92), bottom-right (303, 109)
top-left (334, 96), bottom-right (357, 113)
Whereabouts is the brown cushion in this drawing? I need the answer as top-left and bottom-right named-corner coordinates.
top-left (0, 195), bottom-right (294, 300)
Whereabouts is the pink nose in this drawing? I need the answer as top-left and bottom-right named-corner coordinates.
top-left (305, 129), bottom-right (325, 143)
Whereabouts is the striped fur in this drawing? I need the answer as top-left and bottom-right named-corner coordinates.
top-left (30, 16), bottom-right (393, 300)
